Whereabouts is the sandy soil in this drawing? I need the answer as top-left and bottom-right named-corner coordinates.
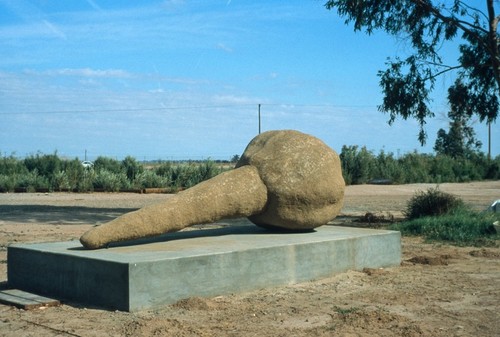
top-left (0, 181), bottom-right (499, 336)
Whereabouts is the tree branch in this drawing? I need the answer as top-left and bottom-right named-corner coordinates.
top-left (486, 0), bottom-right (500, 95)
top-left (425, 65), bottom-right (463, 81)
top-left (413, 0), bottom-right (490, 49)
top-left (457, 0), bottom-right (489, 22)
top-left (422, 60), bottom-right (461, 69)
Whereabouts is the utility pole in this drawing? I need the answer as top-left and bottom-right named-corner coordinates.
top-left (258, 104), bottom-right (261, 134)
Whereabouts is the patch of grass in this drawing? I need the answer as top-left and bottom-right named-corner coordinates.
top-left (391, 208), bottom-right (499, 247)
top-left (333, 306), bottom-right (360, 316)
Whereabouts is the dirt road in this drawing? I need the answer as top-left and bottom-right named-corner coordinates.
top-left (0, 181), bottom-right (498, 336)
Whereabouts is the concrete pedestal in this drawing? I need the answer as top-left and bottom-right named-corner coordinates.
top-left (8, 224), bottom-right (400, 312)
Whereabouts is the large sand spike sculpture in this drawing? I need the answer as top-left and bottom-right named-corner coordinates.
top-left (80, 130), bottom-right (345, 249)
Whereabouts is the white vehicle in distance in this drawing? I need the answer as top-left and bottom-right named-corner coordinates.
top-left (81, 161), bottom-right (94, 169)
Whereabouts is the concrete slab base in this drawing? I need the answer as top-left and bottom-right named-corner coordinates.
top-left (7, 223), bottom-right (401, 312)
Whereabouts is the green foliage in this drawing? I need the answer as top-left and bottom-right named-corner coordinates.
top-left (154, 160), bottom-right (222, 189)
top-left (391, 208), bottom-right (499, 246)
top-left (485, 159), bottom-right (500, 179)
top-left (17, 170), bottom-right (49, 192)
top-left (339, 145), bottom-right (374, 185)
top-left (93, 170), bottom-right (129, 192)
top-left (333, 306), bottom-right (359, 316)
top-left (63, 158), bottom-right (86, 191)
top-left (230, 154), bottom-right (240, 163)
top-left (17, 153), bottom-right (223, 192)
top-left (398, 152), bottom-right (432, 183)
top-left (122, 156), bottom-right (143, 181)
top-left (404, 188), bottom-right (464, 220)
top-left (339, 146), bottom-right (500, 185)
top-left (0, 150), bottom-right (497, 192)
top-left (325, 0), bottom-right (499, 145)
top-left (391, 187), bottom-right (498, 246)
top-left (0, 153), bottom-right (26, 176)
top-left (94, 156), bottom-right (122, 174)
top-left (196, 159), bottom-right (223, 183)
top-left (434, 111), bottom-right (482, 158)
top-left (78, 170), bottom-right (95, 192)
top-left (23, 152), bottom-right (61, 177)
top-left (155, 161), bottom-right (174, 178)
top-left (52, 170), bottom-right (71, 191)
top-left (0, 174), bottom-right (16, 192)
top-left (372, 151), bottom-right (404, 184)
top-left (133, 170), bottom-right (170, 189)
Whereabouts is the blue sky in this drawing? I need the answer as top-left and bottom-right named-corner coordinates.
top-left (0, 0), bottom-right (498, 160)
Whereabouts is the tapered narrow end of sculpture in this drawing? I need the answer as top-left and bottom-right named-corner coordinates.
top-left (79, 165), bottom-right (268, 249)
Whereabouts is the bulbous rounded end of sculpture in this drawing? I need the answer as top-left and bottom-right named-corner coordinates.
top-left (237, 130), bottom-right (345, 231)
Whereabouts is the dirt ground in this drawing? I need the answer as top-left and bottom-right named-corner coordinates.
top-left (0, 181), bottom-right (499, 336)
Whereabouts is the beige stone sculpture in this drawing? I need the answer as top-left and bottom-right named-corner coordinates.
top-left (80, 130), bottom-right (345, 249)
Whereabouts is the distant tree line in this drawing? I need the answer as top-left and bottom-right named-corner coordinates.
top-left (0, 149), bottom-right (498, 192)
top-left (0, 152), bottom-right (226, 193)
top-left (340, 145), bottom-right (499, 185)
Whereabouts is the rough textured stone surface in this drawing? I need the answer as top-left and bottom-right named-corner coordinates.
top-left (80, 165), bottom-right (267, 249)
top-left (80, 130), bottom-right (345, 249)
top-left (236, 130), bottom-right (345, 230)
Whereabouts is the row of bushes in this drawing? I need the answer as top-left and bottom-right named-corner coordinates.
top-left (0, 147), bottom-right (498, 192)
top-left (339, 145), bottom-right (500, 185)
top-left (0, 153), bottom-right (225, 193)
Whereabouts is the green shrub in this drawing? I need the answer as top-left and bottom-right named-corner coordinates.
top-left (23, 152), bottom-right (61, 179)
top-left (134, 170), bottom-right (170, 189)
top-left (485, 157), bottom-right (500, 179)
top-left (155, 162), bottom-right (173, 178)
top-left (17, 170), bottom-right (49, 192)
top-left (52, 170), bottom-right (71, 191)
top-left (122, 156), bottom-right (143, 181)
top-left (392, 187), bottom-right (498, 246)
top-left (195, 160), bottom-right (222, 182)
top-left (0, 174), bottom-right (16, 192)
top-left (93, 170), bottom-right (129, 192)
top-left (373, 151), bottom-right (404, 183)
top-left (337, 147), bottom-right (499, 185)
top-left (429, 155), bottom-right (456, 183)
top-left (399, 152), bottom-right (432, 183)
top-left (171, 164), bottom-right (199, 188)
top-left (0, 151), bottom-right (497, 192)
top-left (62, 158), bottom-right (85, 191)
top-left (78, 170), bottom-right (95, 192)
top-left (339, 145), bottom-right (375, 184)
top-left (391, 208), bottom-right (499, 246)
top-left (94, 156), bottom-right (122, 174)
top-left (0, 154), bottom-right (26, 176)
top-left (404, 187), bottom-right (464, 220)
top-left (156, 160), bottom-right (223, 189)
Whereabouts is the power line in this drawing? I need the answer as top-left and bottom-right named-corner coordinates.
top-left (0, 103), bottom-right (394, 116)
top-left (0, 104), bottom-right (258, 115)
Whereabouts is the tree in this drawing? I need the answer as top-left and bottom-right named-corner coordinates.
top-left (230, 154), bottom-right (240, 163)
top-left (434, 116), bottom-right (482, 157)
top-left (434, 78), bottom-right (483, 157)
top-left (324, 0), bottom-right (499, 147)
top-left (121, 156), bottom-right (143, 181)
